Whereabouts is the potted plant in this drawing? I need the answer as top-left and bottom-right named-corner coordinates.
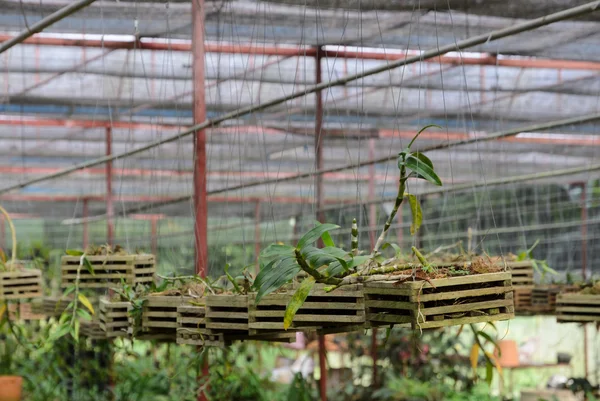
top-left (0, 318), bottom-right (22, 401)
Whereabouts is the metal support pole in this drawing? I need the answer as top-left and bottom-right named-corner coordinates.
top-left (254, 201), bottom-right (261, 275)
top-left (192, 0), bottom-right (209, 399)
top-left (0, 215), bottom-right (4, 251)
top-left (580, 182), bottom-right (589, 378)
top-left (151, 217), bottom-right (158, 257)
top-left (106, 127), bottom-right (114, 245)
top-left (581, 182), bottom-right (588, 279)
top-left (82, 198), bottom-right (89, 249)
top-left (368, 138), bottom-right (379, 387)
top-left (0, 0), bottom-right (97, 55)
top-left (314, 46), bottom-right (328, 401)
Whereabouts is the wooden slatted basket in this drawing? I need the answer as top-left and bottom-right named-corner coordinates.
top-left (176, 305), bottom-right (225, 346)
top-left (206, 294), bottom-right (296, 343)
top-left (0, 268), bottom-right (43, 300)
top-left (513, 285), bottom-right (534, 314)
top-left (365, 272), bottom-right (514, 330)
top-left (506, 261), bottom-right (534, 286)
top-left (248, 284), bottom-right (365, 336)
top-left (556, 293), bottom-right (600, 323)
top-left (99, 297), bottom-right (130, 338)
top-left (37, 296), bottom-right (71, 317)
top-left (128, 295), bottom-right (192, 341)
top-left (80, 320), bottom-right (106, 340)
top-left (61, 254), bottom-right (155, 289)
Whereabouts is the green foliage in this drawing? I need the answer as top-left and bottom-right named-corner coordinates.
top-left (284, 277), bottom-right (315, 329)
top-left (252, 126), bottom-right (444, 327)
top-left (516, 239), bottom-right (558, 282)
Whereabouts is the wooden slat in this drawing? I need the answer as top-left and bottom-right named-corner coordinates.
top-left (206, 295), bottom-right (248, 307)
top-left (414, 286), bottom-right (511, 302)
top-left (418, 312), bottom-right (514, 329)
top-left (421, 299), bottom-right (512, 316)
top-left (558, 294), bottom-right (600, 305)
top-left (206, 322), bottom-right (248, 330)
top-left (206, 311), bottom-right (248, 319)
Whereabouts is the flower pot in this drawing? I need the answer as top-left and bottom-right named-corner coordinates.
top-left (0, 376), bottom-right (23, 401)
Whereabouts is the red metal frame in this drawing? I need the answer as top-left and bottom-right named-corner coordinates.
top-left (3, 33), bottom-right (600, 71)
top-left (192, 0), bottom-right (209, 399)
top-left (82, 198), bottom-right (89, 248)
top-left (0, 166), bottom-right (397, 182)
top-left (1, 116), bottom-right (599, 147)
top-left (254, 201), bottom-right (261, 274)
top-left (313, 46), bottom-right (328, 401)
top-left (106, 127), bottom-right (114, 245)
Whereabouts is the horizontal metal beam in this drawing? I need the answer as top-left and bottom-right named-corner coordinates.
top-left (2, 1), bottom-right (599, 197)
top-left (3, 32), bottom-right (600, 70)
top-left (1, 116), bottom-right (599, 146)
top-left (0, 165), bottom-right (394, 181)
top-left (0, 193), bottom-right (354, 205)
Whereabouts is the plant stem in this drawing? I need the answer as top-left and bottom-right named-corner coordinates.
top-left (294, 249), bottom-right (342, 285)
top-left (0, 204), bottom-right (17, 268)
top-left (372, 167), bottom-right (406, 255)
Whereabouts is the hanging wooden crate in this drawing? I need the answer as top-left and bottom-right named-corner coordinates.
top-left (80, 320), bottom-right (106, 340)
top-left (556, 293), bottom-right (600, 323)
top-left (365, 272), bottom-right (514, 330)
top-left (513, 285), bottom-right (534, 314)
top-left (248, 284), bottom-right (365, 336)
top-left (61, 254), bottom-right (155, 289)
top-left (506, 261), bottom-right (534, 286)
top-left (99, 298), bottom-right (130, 338)
top-left (127, 295), bottom-right (192, 341)
top-left (0, 269), bottom-right (43, 300)
top-left (176, 305), bottom-right (225, 346)
top-left (206, 294), bottom-right (296, 343)
top-left (36, 296), bottom-right (71, 317)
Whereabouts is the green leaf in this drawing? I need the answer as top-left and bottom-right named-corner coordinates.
top-left (224, 263), bottom-right (242, 294)
top-left (82, 257), bottom-right (95, 276)
top-left (260, 244), bottom-right (294, 260)
top-left (485, 360), bottom-right (493, 386)
top-left (412, 152), bottom-right (434, 169)
top-left (255, 257), bottom-right (301, 304)
top-left (540, 261), bottom-right (558, 275)
top-left (405, 155), bottom-right (442, 186)
top-left (284, 277), bottom-right (315, 330)
top-left (296, 224), bottom-right (340, 250)
top-left (315, 221), bottom-right (336, 247)
top-left (477, 331), bottom-right (501, 355)
top-left (65, 249), bottom-right (84, 256)
top-left (407, 124), bottom-right (442, 149)
top-left (301, 246), bottom-right (344, 268)
top-left (73, 320), bottom-right (80, 342)
top-left (406, 194), bottom-right (423, 235)
top-left (525, 239), bottom-right (540, 256)
top-left (381, 243), bottom-right (402, 256)
top-left (62, 285), bottom-right (76, 298)
top-left (78, 293), bottom-right (95, 315)
top-left (76, 309), bottom-right (92, 321)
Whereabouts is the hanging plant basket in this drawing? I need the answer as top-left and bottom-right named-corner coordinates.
top-left (506, 261), bottom-right (534, 286)
top-left (248, 284), bottom-right (365, 336)
top-left (128, 295), bottom-right (192, 342)
top-left (556, 292), bottom-right (600, 323)
top-left (205, 294), bottom-right (296, 343)
top-left (0, 268), bottom-right (43, 301)
top-left (365, 271), bottom-right (514, 330)
top-left (80, 320), bottom-right (106, 340)
top-left (513, 285), bottom-right (534, 314)
top-left (99, 297), bottom-right (130, 338)
top-left (176, 305), bottom-right (225, 346)
top-left (34, 296), bottom-right (71, 318)
top-left (530, 285), bottom-right (575, 314)
top-left (61, 254), bottom-right (156, 289)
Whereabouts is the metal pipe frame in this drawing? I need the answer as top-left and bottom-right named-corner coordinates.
top-left (106, 127), bottom-right (114, 245)
top-left (3, 1), bottom-right (600, 196)
top-left (0, 0), bottom-right (97, 55)
top-left (4, 32), bottom-right (600, 71)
